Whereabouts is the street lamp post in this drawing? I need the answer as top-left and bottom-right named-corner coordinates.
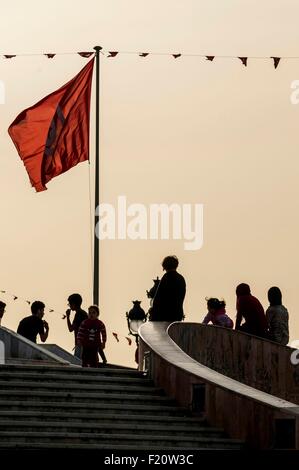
top-left (126, 300), bottom-right (147, 345)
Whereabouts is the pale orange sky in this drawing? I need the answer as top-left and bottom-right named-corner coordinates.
top-left (1, 1), bottom-right (299, 367)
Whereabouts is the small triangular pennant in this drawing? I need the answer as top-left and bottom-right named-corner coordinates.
top-left (271, 57), bottom-right (281, 69)
top-left (239, 57), bottom-right (248, 66)
top-left (107, 51), bottom-right (119, 58)
top-left (78, 52), bottom-right (94, 58)
top-left (112, 332), bottom-right (119, 342)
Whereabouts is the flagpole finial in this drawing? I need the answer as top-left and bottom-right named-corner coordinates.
top-left (93, 46), bottom-right (103, 52)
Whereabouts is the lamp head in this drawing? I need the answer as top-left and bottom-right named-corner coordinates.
top-left (127, 300), bottom-right (147, 334)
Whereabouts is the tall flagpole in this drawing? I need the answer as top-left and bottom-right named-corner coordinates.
top-left (93, 46), bottom-right (102, 305)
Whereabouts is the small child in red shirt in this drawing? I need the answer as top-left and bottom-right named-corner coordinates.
top-left (77, 305), bottom-right (107, 367)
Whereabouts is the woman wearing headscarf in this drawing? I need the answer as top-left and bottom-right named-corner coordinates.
top-left (266, 287), bottom-right (289, 345)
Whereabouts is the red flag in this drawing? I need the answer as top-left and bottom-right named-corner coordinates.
top-left (8, 59), bottom-right (94, 192)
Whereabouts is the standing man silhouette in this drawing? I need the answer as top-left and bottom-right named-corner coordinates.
top-left (65, 293), bottom-right (88, 359)
top-left (150, 256), bottom-right (186, 322)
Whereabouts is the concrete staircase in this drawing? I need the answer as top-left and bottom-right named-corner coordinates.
top-left (0, 363), bottom-right (243, 450)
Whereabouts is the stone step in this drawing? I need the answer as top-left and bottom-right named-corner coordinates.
top-left (0, 364), bottom-right (142, 378)
top-left (0, 390), bottom-right (175, 405)
top-left (0, 371), bottom-right (152, 386)
top-left (0, 420), bottom-right (225, 436)
top-left (0, 380), bottom-right (163, 395)
top-left (5, 359), bottom-right (131, 370)
top-left (5, 359), bottom-right (65, 366)
top-left (0, 442), bottom-right (242, 450)
top-left (0, 410), bottom-right (204, 425)
top-left (0, 400), bottom-right (187, 416)
top-left (0, 363), bottom-right (244, 450)
top-left (0, 431), bottom-right (243, 449)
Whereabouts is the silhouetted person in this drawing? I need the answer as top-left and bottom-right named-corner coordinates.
top-left (65, 293), bottom-right (88, 359)
top-left (17, 301), bottom-right (49, 343)
top-left (77, 305), bottom-right (107, 368)
top-left (235, 283), bottom-right (267, 338)
top-left (203, 298), bottom-right (234, 328)
top-left (0, 301), bottom-right (6, 327)
top-left (150, 255), bottom-right (186, 322)
top-left (266, 287), bottom-right (289, 345)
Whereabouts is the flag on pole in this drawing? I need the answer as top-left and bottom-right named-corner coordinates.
top-left (8, 58), bottom-right (94, 192)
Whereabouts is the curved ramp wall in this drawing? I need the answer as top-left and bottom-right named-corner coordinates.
top-left (168, 323), bottom-right (299, 404)
top-left (138, 321), bottom-right (299, 449)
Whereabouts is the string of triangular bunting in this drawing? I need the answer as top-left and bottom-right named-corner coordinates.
top-left (0, 49), bottom-right (295, 68)
top-left (0, 289), bottom-right (133, 345)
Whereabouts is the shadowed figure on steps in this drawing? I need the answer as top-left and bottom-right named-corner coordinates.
top-left (149, 255), bottom-right (186, 322)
